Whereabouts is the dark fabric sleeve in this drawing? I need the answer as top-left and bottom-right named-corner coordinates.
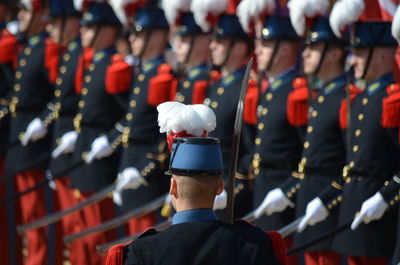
top-left (124, 244), bottom-right (140, 265)
top-left (318, 178), bottom-right (344, 211)
top-left (237, 122), bottom-right (257, 176)
top-left (379, 175), bottom-right (400, 204)
top-left (106, 91), bottom-right (130, 147)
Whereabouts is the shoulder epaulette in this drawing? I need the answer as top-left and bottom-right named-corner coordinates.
top-left (233, 218), bottom-right (257, 228)
top-left (243, 79), bottom-right (259, 125)
top-left (0, 29), bottom-right (17, 67)
top-left (75, 48), bottom-right (94, 94)
top-left (105, 244), bottom-right (126, 265)
top-left (339, 84), bottom-right (361, 129)
top-left (266, 231), bottom-right (289, 265)
top-left (138, 228), bottom-right (158, 238)
top-left (45, 38), bottom-right (62, 84)
top-left (105, 54), bottom-right (132, 94)
top-left (382, 83), bottom-right (400, 128)
top-left (148, 63), bottom-right (176, 106)
top-left (192, 80), bottom-right (209, 104)
top-left (287, 77), bottom-right (309, 126)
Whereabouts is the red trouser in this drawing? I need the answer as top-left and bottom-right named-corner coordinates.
top-left (347, 256), bottom-right (387, 265)
top-left (128, 212), bottom-right (156, 235)
top-left (285, 238), bottom-right (299, 265)
top-left (0, 157), bottom-right (22, 265)
top-left (304, 250), bottom-right (342, 265)
top-left (16, 169), bottom-right (63, 265)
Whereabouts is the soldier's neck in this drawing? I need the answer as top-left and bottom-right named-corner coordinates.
top-left (317, 64), bottom-right (344, 84)
top-left (174, 202), bottom-right (214, 212)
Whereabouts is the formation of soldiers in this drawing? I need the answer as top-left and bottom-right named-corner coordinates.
top-left (0, 0), bottom-right (399, 264)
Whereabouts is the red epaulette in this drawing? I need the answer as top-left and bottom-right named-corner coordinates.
top-left (45, 38), bottom-right (62, 84)
top-left (382, 83), bottom-right (400, 128)
top-left (209, 70), bottom-right (221, 86)
top-left (75, 48), bottom-right (94, 94)
top-left (243, 79), bottom-right (259, 125)
top-left (105, 244), bottom-right (126, 265)
top-left (287, 77), bottom-right (309, 126)
top-left (148, 63), bottom-right (176, 106)
top-left (339, 84), bottom-right (361, 129)
top-left (191, 80), bottom-right (209, 104)
top-left (266, 231), bottom-right (289, 265)
top-left (0, 29), bottom-right (18, 68)
top-left (105, 54), bottom-right (132, 94)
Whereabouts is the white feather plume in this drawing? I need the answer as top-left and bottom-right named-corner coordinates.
top-left (73, 0), bottom-right (85, 11)
top-left (190, 0), bottom-right (228, 32)
top-left (237, 0), bottom-right (261, 33)
top-left (329, 0), bottom-right (365, 38)
top-left (392, 6), bottom-right (400, 43)
top-left (21, 0), bottom-right (33, 11)
top-left (157, 102), bottom-right (216, 136)
top-left (162, 0), bottom-right (192, 26)
top-left (109, 0), bottom-right (141, 25)
top-left (255, 0), bottom-right (276, 15)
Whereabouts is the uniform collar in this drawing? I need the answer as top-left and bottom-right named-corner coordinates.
top-left (322, 74), bottom-right (347, 95)
top-left (366, 73), bottom-right (394, 96)
top-left (268, 67), bottom-right (297, 91)
top-left (222, 65), bottom-right (247, 85)
top-left (187, 63), bottom-right (208, 80)
top-left (93, 45), bottom-right (116, 64)
top-left (172, 208), bottom-right (218, 225)
top-left (142, 55), bottom-right (165, 73)
top-left (28, 33), bottom-right (47, 47)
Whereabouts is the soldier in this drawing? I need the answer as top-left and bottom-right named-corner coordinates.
top-left (90, 0), bottom-right (174, 235)
top-left (52, 1), bottom-right (127, 263)
top-left (323, 0), bottom-right (400, 264)
top-left (5, 0), bottom-right (66, 264)
top-left (162, 0), bottom-right (212, 105)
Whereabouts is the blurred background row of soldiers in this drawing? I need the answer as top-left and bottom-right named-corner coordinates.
top-left (0, 0), bottom-right (399, 265)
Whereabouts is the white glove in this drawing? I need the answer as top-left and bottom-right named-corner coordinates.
top-left (351, 192), bottom-right (388, 230)
top-left (112, 190), bottom-right (123, 206)
top-left (115, 167), bottom-right (148, 191)
top-left (254, 188), bottom-right (295, 218)
top-left (51, 131), bottom-right (78, 158)
top-left (213, 189), bottom-right (227, 210)
top-left (85, 135), bottom-right (114, 164)
top-left (297, 197), bottom-right (329, 232)
top-left (21, 118), bottom-right (47, 146)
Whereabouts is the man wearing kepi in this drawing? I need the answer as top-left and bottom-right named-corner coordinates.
top-left (325, 0), bottom-right (400, 264)
top-left (105, 134), bottom-right (288, 264)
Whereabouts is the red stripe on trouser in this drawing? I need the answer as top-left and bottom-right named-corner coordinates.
top-left (128, 212), bottom-right (156, 235)
top-left (347, 256), bottom-right (387, 265)
top-left (304, 250), bottom-right (341, 265)
top-left (285, 237), bottom-right (299, 265)
top-left (16, 169), bottom-right (63, 265)
top-left (55, 178), bottom-right (89, 265)
top-left (78, 192), bottom-right (118, 265)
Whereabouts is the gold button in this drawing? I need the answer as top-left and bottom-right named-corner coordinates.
top-left (15, 71), bottom-right (22, 79)
top-left (133, 87), bottom-right (140, 94)
top-left (258, 123), bottom-right (264, 130)
top-left (89, 64), bottom-right (95, 71)
top-left (73, 189), bottom-right (81, 199)
top-left (254, 153), bottom-right (260, 159)
top-left (81, 88), bottom-right (88, 95)
top-left (14, 84), bottom-right (21, 91)
top-left (177, 95), bottom-right (185, 102)
top-left (217, 87), bottom-right (224, 95)
top-left (130, 100), bottom-right (136, 108)
top-left (358, 113), bottom-right (364, 121)
top-left (63, 54), bottom-right (71, 61)
top-left (307, 126), bottom-right (313, 133)
top-left (54, 89), bottom-right (61, 97)
top-left (318, 96), bottom-right (324, 104)
top-left (355, 129), bottom-right (361, 137)
top-left (362, 98), bottom-right (368, 106)
top-left (304, 141), bottom-right (310, 149)
top-left (311, 110), bottom-right (318, 118)
top-left (138, 74), bottom-right (145, 82)
top-left (126, 113), bottom-right (133, 120)
top-left (254, 168), bottom-right (260, 175)
top-left (255, 138), bottom-right (262, 145)
top-left (183, 80), bottom-right (190, 88)
top-left (19, 59), bottom-right (26, 67)
top-left (261, 108), bottom-right (268, 116)
top-left (56, 78), bottom-right (62, 85)
top-left (349, 161), bottom-right (355, 168)
top-left (353, 145), bottom-right (359, 152)
top-left (60, 66), bottom-right (67, 74)
top-left (266, 93), bottom-right (273, 101)
top-left (211, 101), bottom-right (218, 109)
top-left (78, 100), bottom-right (85, 108)
top-left (301, 157), bottom-right (307, 163)
top-left (24, 47), bottom-right (31, 55)
top-left (85, 75), bottom-right (91, 83)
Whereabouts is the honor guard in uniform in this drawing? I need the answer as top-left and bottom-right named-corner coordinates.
top-left (273, 1), bottom-right (350, 264)
top-left (105, 135), bottom-right (288, 265)
top-left (5, 0), bottom-right (65, 264)
top-left (190, 0), bottom-right (258, 218)
top-left (323, 0), bottom-right (400, 264)
top-left (0, 2), bottom-right (23, 264)
top-left (54, 1), bottom-right (127, 264)
top-left (94, 0), bottom-right (174, 235)
top-left (163, 0), bottom-right (212, 105)
top-left (237, 0), bottom-right (303, 262)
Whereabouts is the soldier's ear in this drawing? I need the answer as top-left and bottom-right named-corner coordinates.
top-left (216, 178), bottom-right (224, 195)
top-left (170, 177), bottom-right (178, 197)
